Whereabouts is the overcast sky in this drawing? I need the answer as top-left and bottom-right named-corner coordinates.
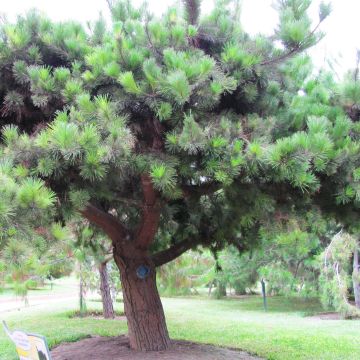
top-left (1, 0), bottom-right (359, 76)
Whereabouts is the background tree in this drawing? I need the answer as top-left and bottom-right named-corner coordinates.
top-left (320, 231), bottom-right (360, 318)
top-left (160, 209), bottom-right (331, 298)
top-left (157, 250), bottom-right (212, 296)
top-left (0, 0), bottom-right (336, 351)
top-left (72, 222), bottom-right (117, 319)
top-left (353, 239), bottom-right (360, 308)
top-left (306, 55), bottom-right (360, 314)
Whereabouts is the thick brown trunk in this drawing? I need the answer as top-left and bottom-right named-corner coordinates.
top-left (353, 243), bottom-right (360, 309)
top-left (82, 177), bottom-right (171, 350)
top-left (114, 250), bottom-right (170, 351)
top-left (99, 262), bottom-right (115, 319)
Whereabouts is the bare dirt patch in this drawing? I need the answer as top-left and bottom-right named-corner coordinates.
top-left (51, 335), bottom-right (263, 360)
top-left (309, 312), bottom-right (342, 320)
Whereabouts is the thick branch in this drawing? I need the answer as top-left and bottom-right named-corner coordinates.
top-left (135, 174), bottom-right (161, 249)
top-left (152, 238), bottom-right (198, 267)
top-left (81, 204), bottom-right (127, 243)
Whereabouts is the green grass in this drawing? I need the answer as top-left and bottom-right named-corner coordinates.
top-left (0, 276), bottom-right (78, 298)
top-left (1, 296), bottom-right (359, 360)
top-left (1, 300), bottom-right (126, 360)
top-left (165, 296), bottom-right (360, 360)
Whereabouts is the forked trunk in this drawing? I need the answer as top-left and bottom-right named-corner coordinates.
top-left (353, 243), bottom-right (360, 309)
top-left (99, 262), bottom-right (115, 319)
top-left (114, 250), bottom-right (170, 351)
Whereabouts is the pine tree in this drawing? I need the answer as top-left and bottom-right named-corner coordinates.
top-left (320, 231), bottom-right (360, 318)
top-left (310, 58), bottom-right (360, 310)
top-left (72, 222), bottom-right (116, 319)
top-left (0, 0), bottom-right (347, 351)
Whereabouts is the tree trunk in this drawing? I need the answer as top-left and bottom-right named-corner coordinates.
top-left (208, 280), bottom-right (213, 296)
top-left (234, 281), bottom-right (247, 295)
top-left (353, 243), bottom-right (360, 309)
top-left (79, 263), bottom-right (86, 315)
top-left (216, 281), bottom-right (227, 298)
top-left (114, 250), bottom-right (170, 351)
top-left (81, 178), bottom-right (170, 351)
top-left (99, 262), bottom-right (115, 319)
top-left (261, 278), bottom-right (267, 311)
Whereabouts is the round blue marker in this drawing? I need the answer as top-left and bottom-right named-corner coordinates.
top-left (136, 265), bottom-right (150, 279)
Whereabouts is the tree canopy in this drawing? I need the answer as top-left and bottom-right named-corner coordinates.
top-left (3, 0), bottom-right (360, 351)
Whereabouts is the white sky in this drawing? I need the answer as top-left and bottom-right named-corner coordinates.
top-left (1, 0), bottom-right (359, 76)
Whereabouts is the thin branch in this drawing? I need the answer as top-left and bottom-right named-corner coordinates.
top-left (261, 19), bottom-right (324, 67)
top-left (260, 47), bottom-right (300, 67)
top-left (144, 19), bottom-right (163, 59)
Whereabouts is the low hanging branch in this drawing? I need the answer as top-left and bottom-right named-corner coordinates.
top-left (152, 238), bottom-right (200, 267)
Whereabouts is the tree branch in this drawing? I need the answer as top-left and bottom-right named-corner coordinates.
top-left (144, 19), bottom-right (163, 59)
top-left (261, 19), bottom-right (324, 67)
top-left (152, 238), bottom-right (199, 267)
top-left (260, 46), bottom-right (300, 66)
top-left (135, 174), bottom-right (161, 249)
top-left (81, 204), bottom-right (127, 243)
top-left (183, 0), bottom-right (201, 26)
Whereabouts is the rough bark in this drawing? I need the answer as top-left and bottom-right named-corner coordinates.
top-left (81, 176), bottom-right (172, 351)
top-left (99, 262), bottom-right (115, 319)
top-left (113, 248), bottom-right (171, 351)
top-left (353, 243), bottom-right (360, 309)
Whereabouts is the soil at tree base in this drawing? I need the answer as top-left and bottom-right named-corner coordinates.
top-left (50, 335), bottom-right (263, 359)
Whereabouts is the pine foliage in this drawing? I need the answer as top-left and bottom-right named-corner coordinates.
top-left (2, 0), bottom-right (356, 268)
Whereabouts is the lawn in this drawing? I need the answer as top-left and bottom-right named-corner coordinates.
top-left (0, 276), bottom-right (78, 299)
top-left (1, 296), bottom-right (359, 360)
